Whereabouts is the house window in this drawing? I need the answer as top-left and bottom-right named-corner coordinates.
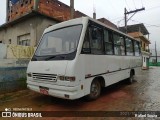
top-left (18, 34), bottom-right (31, 46)
top-left (19, 40), bottom-right (30, 46)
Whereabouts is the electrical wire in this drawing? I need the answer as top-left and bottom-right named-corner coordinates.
top-left (132, 0), bottom-right (136, 9)
top-left (145, 5), bottom-right (160, 11)
top-left (108, 0), bottom-right (120, 15)
top-left (130, 19), bottom-right (160, 28)
top-left (141, 0), bottom-right (144, 7)
top-left (111, 17), bottom-right (124, 21)
top-left (112, 5), bottom-right (160, 22)
top-left (93, 0), bottom-right (96, 13)
top-left (125, 0), bottom-right (130, 10)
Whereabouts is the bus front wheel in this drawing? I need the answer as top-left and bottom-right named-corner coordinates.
top-left (87, 79), bottom-right (101, 100)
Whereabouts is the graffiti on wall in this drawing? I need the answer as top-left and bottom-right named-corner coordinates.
top-left (6, 44), bottom-right (35, 59)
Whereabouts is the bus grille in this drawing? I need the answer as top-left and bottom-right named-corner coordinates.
top-left (32, 73), bottom-right (57, 82)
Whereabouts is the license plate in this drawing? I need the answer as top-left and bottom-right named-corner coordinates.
top-left (39, 87), bottom-right (49, 95)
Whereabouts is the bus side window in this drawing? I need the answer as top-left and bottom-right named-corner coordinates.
top-left (120, 36), bottom-right (125, 55)
top-left (126, 38), bottom-right (134, 56)
top-left (89, 26), bottom-right (104, 54)
top-left (113, 33), bottom-right (120, 55)
top-left (81, 28), bottom-right (91, 54)
top-left (104, 29), bottom-right (114, 55)
top-left (112, 33), bottom-right (125, 56)
top-left (134, 41), bottom-right (140, 56)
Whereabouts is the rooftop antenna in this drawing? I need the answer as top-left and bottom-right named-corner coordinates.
top-left (9, 0), bottom-right (12, 21)
top-left (93, 0), bottom-right (96, 19)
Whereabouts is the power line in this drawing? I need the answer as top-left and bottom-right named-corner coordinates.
top-left (132, 0), bottom-right (136, 9)
top-left (125, 0), bottom-right (130, 10)
top-left (112, 5), bottom-right (160, 22)
top-left (141, 0), bottom-right (144, 7)
top-left (111, 16), bottom-right (124, 21)
top-left (108, 0), bottom-right (120, 15)
top-left (124, 8), bottom-right (145, 33)
top-left (130, 19), bottom-right (160, 28)
top-left (145, 5), bottom-right (160, 11)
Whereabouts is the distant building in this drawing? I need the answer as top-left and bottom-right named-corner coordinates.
top-left (119, 23), bottom-right (151, 69)
top-left (0, 0), bottom-right (118, 47)
top-left (1, 0), bottom-right (88, 46)
top-left (98, 18), bottom-right (118, 30)
top-left (149, 49), bottom-right (160, 66)
top-left (0, 11), bottom-right (60, 46)
top-left (6, 0), bottom-right (85, 22)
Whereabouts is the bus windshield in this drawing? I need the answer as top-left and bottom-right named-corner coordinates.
top-left (34, 25), bottom-right (82, 60)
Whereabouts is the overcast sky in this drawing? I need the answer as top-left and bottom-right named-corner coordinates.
top-left (0, 0), bottom-right (160, 51)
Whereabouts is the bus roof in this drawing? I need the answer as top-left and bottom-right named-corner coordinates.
top-left (44, 17), bottom-right (140, 42)
top-left (87, 17), bottom-right (140, 42)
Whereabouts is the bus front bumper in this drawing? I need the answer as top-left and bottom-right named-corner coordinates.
top-left (27, 81), bottom-right (84, 100)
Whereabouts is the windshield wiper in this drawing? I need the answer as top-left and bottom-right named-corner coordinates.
top-left (45, 56), bottom-right (56, 60)
top-left (45, 55), bottom-right (66, 61)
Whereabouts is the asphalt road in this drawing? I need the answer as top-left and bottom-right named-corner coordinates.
top-left (0, 67), bottom-right (160, 120)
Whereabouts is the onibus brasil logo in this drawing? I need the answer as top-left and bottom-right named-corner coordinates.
top-left (1, 108), bottom-right (42, 118)
top-left (2, 108), bottom-right (12, 117)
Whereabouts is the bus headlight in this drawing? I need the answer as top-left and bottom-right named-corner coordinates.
top-left (65, 76), bottom-right (76, 82)
top-left (58, 75), bottom-right (75, 82)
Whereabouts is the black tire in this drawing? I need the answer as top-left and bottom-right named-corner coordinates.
top-left (86, 80), bottom-right (101, 100)
top-left (128, 71), bottom-right (134, 84)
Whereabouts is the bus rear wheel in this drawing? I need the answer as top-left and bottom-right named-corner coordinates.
top-left (87, 79), bottom-right (101, 100)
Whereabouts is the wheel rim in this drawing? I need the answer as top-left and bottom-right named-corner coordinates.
top-left (90, 81), bottom-right (100, 97)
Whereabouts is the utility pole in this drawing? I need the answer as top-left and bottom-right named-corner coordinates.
top-left (155, 41), bottom-right (158, 64)
top-left (70, 0), bottom-right (74, 19)
top-left (124, 8), bottom-right (127, 33)
top-left (124, 7), bottom-right (145, 33)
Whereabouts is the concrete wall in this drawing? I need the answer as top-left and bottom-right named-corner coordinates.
top-left (0, 44), bottom-right (7, 59)
top-left (35, 16), bottom-right (58, 45)
top-left (0, 16), bottom-right (36, 46)
top-left (0, 16), bottom-right (58, 46)
top-left (0, 43), bottom-right (35, 94)
top-left (0, 67), bottom-right (27, 93)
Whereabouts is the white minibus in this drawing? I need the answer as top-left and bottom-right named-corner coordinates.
top-left (27, 17), bottom-right (142, 100)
